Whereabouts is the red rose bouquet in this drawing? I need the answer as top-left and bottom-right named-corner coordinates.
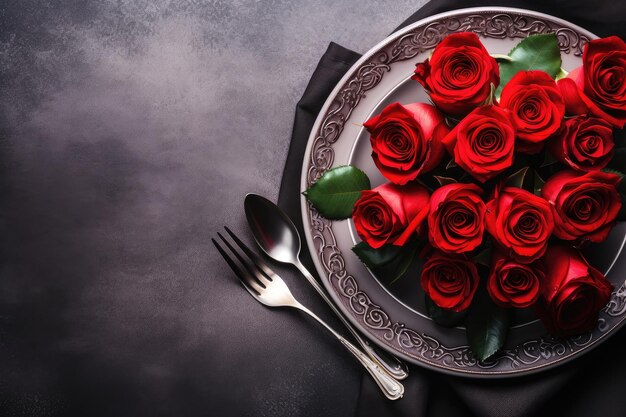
top-left (305, 32), bottom-right (626, 361)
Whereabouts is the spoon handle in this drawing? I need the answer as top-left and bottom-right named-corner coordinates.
top-left (293, 303), bottom-right (404, 400)
top-left (295, 261), bottom-right (409, 380)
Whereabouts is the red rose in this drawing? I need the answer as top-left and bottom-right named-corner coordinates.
top-left (485, 187), bottom-right (554, 263)
top-left (547, 116), bottom-right (614, 172)
top-left (558, 36), bottom-right (626, 128)
top-left (442, 105), bottom-right (515, 183)
top-left (536, 245), bottom-right (613, 336)
top-left (558, 77), bottom-right (588, 117)
top-left (364, 102), bottom-right (448, 185)
top-left (413, 32), bottom-right (499, 116)
top-left (500, 70), bottom-right (564, 153)
top-left (420, 251), bottom-right (480, 312)
top-left (542, 170), bottom-right (621, 243)
top-left (352, 182), bottom-right (430, 248)
top-left (487, 252), bottom-right (544, 308)
top-left (427, 183), bottom-right (486, 254)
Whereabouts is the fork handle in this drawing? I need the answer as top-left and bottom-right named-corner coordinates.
top-left (295, 261), bottom-right (409, 380)
top-left (294, 304), bottom-right (404, 400)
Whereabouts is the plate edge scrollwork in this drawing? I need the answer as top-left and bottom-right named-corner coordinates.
top-left (304, 11), bottom-right (624, 373)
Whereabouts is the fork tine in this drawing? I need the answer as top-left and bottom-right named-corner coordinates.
top-left (212, 238), bottom-right (264, 296)
top-left (216, 232), bottom-right (269, 289)
top-left (222, 227), bottom-right (274, 286)
top-left (224, 226), bottom-right (277, 282)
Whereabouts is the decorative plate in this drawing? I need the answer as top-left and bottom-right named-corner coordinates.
top-left (300, 7), bottom-right (626, 377)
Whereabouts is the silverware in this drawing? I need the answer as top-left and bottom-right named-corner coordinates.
top-left (244, 193), bottom-right (409, 380)
top-left (213, 227), bottom-right (404, 400)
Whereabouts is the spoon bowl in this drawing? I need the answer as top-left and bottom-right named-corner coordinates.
top-left (243, 193), bottom-right (409, 380)
top-left (244, 194), bottom-right (301, 265)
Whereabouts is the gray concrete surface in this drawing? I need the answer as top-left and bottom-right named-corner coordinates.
top-left (0, 1), bottom-right (427, 416)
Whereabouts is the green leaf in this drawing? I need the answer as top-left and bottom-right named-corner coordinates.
top-left (433, 175), bottom-right (458, 186)
top-left (445, 116), bottom-right (460, 129)
top-left (541, 152), bottom-right (559, 167)
top-left (387, 243), bottom-right (420, 284)
top-left (352, 241), bottom-right (405, 269)
top-left (496, 33), bottom-right (562, 97)
top-left (446, 159), bottom-right (458, 170)
top-left (352, 240), bottom-right (420, 284)
top-left (425, 295), bottom-right (468, 327)
top-left (472, 247), bottom-right (492, 267)
top-left (504, 166), bottom-right (529, 189)
top-left (303, 165), bottom-right (370, 219)
top-left (466, 289), bottom-right (511, 362)
top-left (533, 170), bottom-right (545, 196)
top-left (555, 67), bottom-right (569, 81)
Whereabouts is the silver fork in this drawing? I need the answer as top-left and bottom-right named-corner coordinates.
top-left (213, 227), bottom-right (404, 400)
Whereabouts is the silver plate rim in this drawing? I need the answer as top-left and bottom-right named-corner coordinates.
top-left (299, 6), bottom-right (626, 378)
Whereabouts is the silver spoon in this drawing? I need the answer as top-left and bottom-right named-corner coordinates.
top-left (244, 193), bottom-right (409, 380)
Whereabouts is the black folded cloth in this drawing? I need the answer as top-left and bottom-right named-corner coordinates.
top-left (278, 1), bottom-right (626, 416)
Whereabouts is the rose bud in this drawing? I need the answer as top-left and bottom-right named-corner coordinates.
top-left (352, 182), bottom-right (430, 249)
top-left (412, 32), bottom-right (499, 116)
top-left (547, 116), bottom-right (614, 172)
top-left (364, 102), bottom-right (449, 185)
top-left (487, 252), bottom-right (544, 308)
top-left (558, 36), bottom-right (626, 128)
top-left (500, 70), bottom-right (565, 154)
top-left (442, 105), bottom-right (515, 183)
top-left (428, 183), bottom-right (486, 254)
top-left (536, 245), bottom-right (613, 337)
top-left (420, 251), bottom-right (480, 312)
top-left (542, 170), bottom-right (621, 243)
top-left (485, 187), bottom-right (554, 263)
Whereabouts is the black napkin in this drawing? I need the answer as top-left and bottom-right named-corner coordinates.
top-left (278, 1), bottom-right (626, 416)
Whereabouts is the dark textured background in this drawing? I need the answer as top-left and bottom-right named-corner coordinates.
top-left (0, 1), bottom-right (429, 416)
top-left (6, 2), bottom-right (626, 416)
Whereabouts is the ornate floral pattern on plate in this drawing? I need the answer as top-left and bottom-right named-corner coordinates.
top-left (301, 7), bottom-right (626, 376)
